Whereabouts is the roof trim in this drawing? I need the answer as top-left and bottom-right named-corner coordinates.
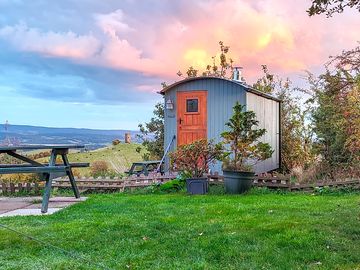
top-left (158, 76), bottom-right (281, 102)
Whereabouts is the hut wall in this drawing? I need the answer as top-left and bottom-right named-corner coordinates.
top-left (246, 92), bottom-right (280, 173)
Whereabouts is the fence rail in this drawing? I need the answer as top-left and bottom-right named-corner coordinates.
top-left (1, 174), bottom-right (359, 195)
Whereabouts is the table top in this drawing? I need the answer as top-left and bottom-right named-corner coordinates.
top-left (0, 144), bottom-right (86, 151)
top-left (132, 160), bottom-right (161, 165)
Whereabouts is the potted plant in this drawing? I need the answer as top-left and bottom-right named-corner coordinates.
top-left (220, 102), bottom-right (273, 194)
top-left (169, 139), bottom-right (223, 194)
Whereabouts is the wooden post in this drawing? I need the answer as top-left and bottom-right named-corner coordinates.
top-left (1, 183), bottom-right (7, 195)
top-left (61, 153), bottom-right (80, 198)
top-left (41, 150), bottom-right (57, 213)
top-left (10, 183), bottom-right (15, 194)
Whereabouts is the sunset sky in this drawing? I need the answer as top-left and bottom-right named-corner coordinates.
top-left (0, 0), bottom-right (359, 130)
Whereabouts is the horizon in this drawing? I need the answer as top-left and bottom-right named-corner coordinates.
top-left (0, 0), bottom-right (359, 129)
top-left (0, 122), bottom-right (138, 131)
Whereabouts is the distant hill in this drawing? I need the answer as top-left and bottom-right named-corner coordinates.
top-left (67, 143), bottom-right (146, 175)
top-left (0, 124), bottom-right (143, 150)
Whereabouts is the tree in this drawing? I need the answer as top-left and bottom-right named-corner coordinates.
top-left (180, 41), bottom-right (235, 79)
top-left (329, 45), bottom-right (360, 74)
top-left (306, 69), bottom-right (360, 177)
top-left (253, 66), bottom-right (315, 173)
top-left (253, 65), bottom-right (276, 94)
top-left (137, 102), bottom-right (164, 160)
top-left (221, 102), bottom-right (273, 171)
top-left (306, 0), bottom-right (360, 176)
top-left (307, 0), bottom-right (360, 17)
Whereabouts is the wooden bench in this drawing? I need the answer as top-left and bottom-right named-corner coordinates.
top-left (0, 144), bottom-right (89, 213)
top-left (125, 161), bottom-right (163, 176)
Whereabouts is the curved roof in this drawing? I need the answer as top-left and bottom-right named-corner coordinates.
top-left (159, 76), bottom-right (281, 102)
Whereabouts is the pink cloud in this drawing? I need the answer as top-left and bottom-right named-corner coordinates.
top-left (94, 9), bottom-right (133, 37)
top-left (1, 1), bottom-right (359, 86)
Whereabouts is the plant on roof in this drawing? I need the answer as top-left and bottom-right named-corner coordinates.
top-left (221, 102), bottom-right (274, 172)
top-left (169, 139), bottom-right (224, 178)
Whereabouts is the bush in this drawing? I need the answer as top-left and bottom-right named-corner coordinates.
top-left (0, 173), bottom-right (39, 184)
top-left (112, 139), bottom-right (121, 145)
top-left (90, 160), bottom-right (109, 177)
top-left (159, 179), bottom-right (185, 192)
top-left (169, 139), bottom-right (223, 177)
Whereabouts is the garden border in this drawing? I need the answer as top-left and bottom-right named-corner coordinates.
top-left (1, 173), bottom-right (359, 195)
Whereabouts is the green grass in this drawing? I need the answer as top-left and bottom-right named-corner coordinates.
top-left (0, 191), bottom-right (359, 269)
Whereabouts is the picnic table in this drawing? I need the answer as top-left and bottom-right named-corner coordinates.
top-left (0, 144), bottom-right (89, 213)
top-left (125, 160), bottom-right (163, 176)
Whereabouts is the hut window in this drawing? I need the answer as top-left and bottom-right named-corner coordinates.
top-left (186, 99), bottom-right (198, 112)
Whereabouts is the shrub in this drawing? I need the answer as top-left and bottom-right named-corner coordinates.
top-left (90, 160), bottom-right (109, 177)
top-left (169, 139), bottom-right (223, 178)
top-left (159, 179), bottom-right (185, 192)
top-left (0, 173), bottom-right (39, 183)
top-left (220, 102), bottom-right (273, 171)
top-left (112, 139), bottom-right (121, 145)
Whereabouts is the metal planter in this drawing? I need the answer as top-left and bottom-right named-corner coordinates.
top-left (186, 178), bottom-right (208, 195)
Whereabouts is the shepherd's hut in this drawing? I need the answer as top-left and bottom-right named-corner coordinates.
top-left (160, 71), bottom-right (281, 174)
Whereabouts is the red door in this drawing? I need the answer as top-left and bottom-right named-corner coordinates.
top-left (177, 91), bottom-right (207, 146)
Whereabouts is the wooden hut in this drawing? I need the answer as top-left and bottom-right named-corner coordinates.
top-left (159, 76), bottom-right (281, 174)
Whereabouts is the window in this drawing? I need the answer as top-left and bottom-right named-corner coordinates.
top-left (186, 99), bottom-right (198, 113)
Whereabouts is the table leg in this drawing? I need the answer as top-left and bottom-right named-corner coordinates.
top-left (41, 150), bottom-right (57, 213)
top-left (61, 154), bottom-right (80, 198)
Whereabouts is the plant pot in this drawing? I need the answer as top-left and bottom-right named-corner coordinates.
top-left (223, 170), bottom-right (255, 194)
top-left (186, 178), bottom-right (208, 195)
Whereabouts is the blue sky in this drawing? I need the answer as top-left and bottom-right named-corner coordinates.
top-left (0, 0), bottom-right (359, 129)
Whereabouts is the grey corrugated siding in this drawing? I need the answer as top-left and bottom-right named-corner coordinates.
top-left (163, 77), bottom-right (279, 174)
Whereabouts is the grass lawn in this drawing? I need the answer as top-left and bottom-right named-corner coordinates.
top-left (0, 190), bottom-right (359, 269)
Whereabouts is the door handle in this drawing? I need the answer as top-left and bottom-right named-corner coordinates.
top-left (179, 118), bottom-right (182, 124)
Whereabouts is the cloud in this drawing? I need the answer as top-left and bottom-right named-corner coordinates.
top-left (0, 23), bottom-right (100, 59)
top-left (0, 0), bottom-right (359, 106)
top-left (0, 47), bottom-right (160, 105)
top-left (94, 9), bottom-right (133, 37)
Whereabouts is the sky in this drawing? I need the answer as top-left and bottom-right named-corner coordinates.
top-left (0, 0), bottom-right (359, 130)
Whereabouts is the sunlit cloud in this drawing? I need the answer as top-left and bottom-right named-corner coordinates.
top-left (0, 0), bottom-right (359, 94)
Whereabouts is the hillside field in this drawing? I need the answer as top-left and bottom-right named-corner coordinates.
top-left (38, 143), bottom-right (147, 176)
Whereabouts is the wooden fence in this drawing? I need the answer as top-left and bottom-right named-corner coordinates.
top-left (208, 174), bottom-right (360, 191)
top-left (1, 173), bottom-right (359, 195)
top-left (0, 182), bottom-right (43, 194)
top-left (0, 173), bottom-right (177, 194)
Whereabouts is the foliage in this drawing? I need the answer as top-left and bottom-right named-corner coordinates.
top-left (306, 69), bottom-right (360, 178)
top-left (112, 139), bottom-right (121, 145)
top-left (1, 193), bottom-right (359, 269)
top-left (28, 151), bottom-right (51, 160)
top-left (0, 173), bottom-right (39, 184)
top-left (159, 179), bottom-right (185, 192)
top-left (252, 65), bottom-right (276, 94)
top-left (329, 45), bottom-right (360, 73)
top-left (307, 0), bottom-right (360, 17)
top-left (90, 160), bottom-right (109, 177)
top-left (137, 102), bottom-right (164, 160)
top-left (179, 41), bottom-right (235, 79)
top-left (169, 139), bottom-right (224, 178)
top-left (253, 66), bottom-right (316, 174)
top-left (221, 102), bottom-right (273, 171)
